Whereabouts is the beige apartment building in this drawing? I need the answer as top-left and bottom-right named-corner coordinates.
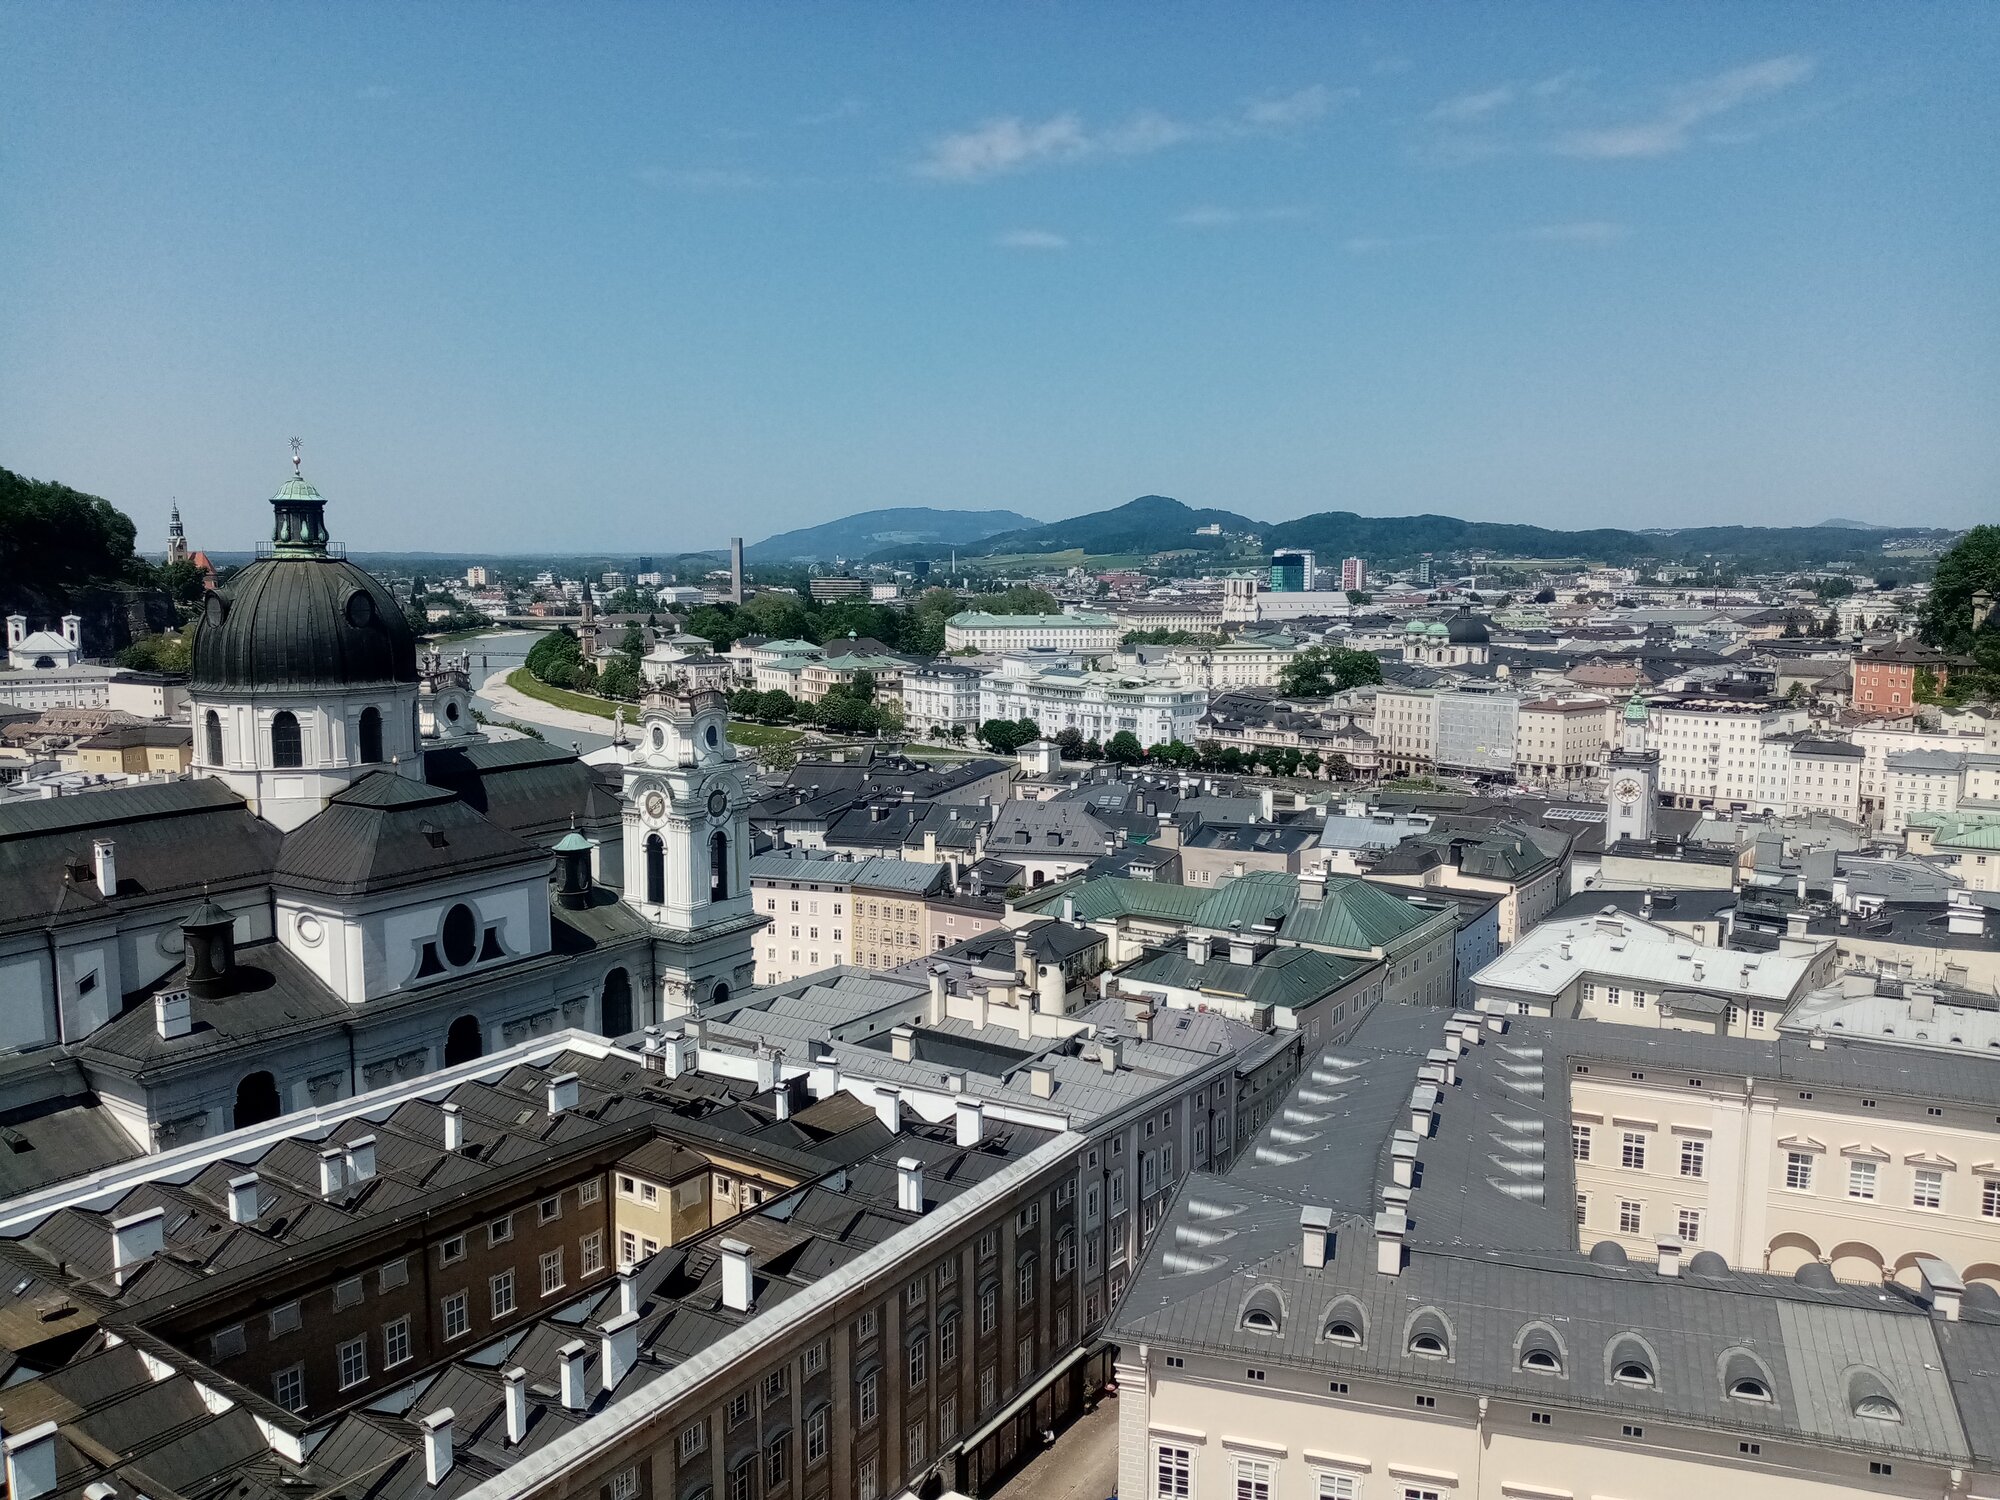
top-left (1646, 697), bottom-right (1806, 808)
top-left (1372, 685), bottom-right (1436, 776)
top-left (1514, 694), bottom-right (1612, 784)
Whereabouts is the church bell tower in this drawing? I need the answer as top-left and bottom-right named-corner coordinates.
top-left (620, 688), bottom-right (761, 1019)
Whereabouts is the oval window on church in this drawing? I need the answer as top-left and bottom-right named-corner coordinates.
top-left (345, 590), bottom-right (376, 627)
top-left (706, 723), bottom-right (719, 747)
top-left (441, 903), bottom-right (478, 967)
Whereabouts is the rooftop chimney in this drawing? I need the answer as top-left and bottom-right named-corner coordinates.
top-left (812, 1050), bottom-right (841, 1100)
top-left (600, 1310), bottom-right (640, 1393)
top-left (1186, 933), bottom-right (1211, 964)
top-left (558, 1339), bottom-right (589, 1410)
top-left (502, 1366), bottom-right (529, 1444)
top-left (1028, 1063), bottom-right (1054, 1099)
top-left (319, 1147), bottom-right (345, 1198)
top-left (873, 1084), bottom-right (901, 1134)
top-left (228, 1172), bottom-right (260, 1224)
top-left (111, 1206), bottom-right (164, 1285)
top-left (1374, 1208), bottom-right (1406, 1277)
top-left (897, 1157), bottom-right (926, 1214)
top-left (154, 987), bottom-right (192, 1041)
top-left (420, 1408), bottom-right (455, 1486)
top-left (4, 1422), bottom-right (59, 1500)
top-left (1061, 894), bottom-right (1076, 924)
top-left (890, 1026), bottom-right (916, 1063)
top-left (1131, 1006), bottom-right (1153, 1043)
top-left (720, 1238), bottom-right (754, 1312)
top-left (1919, 1258), bottom-right (1964, 1322)
top-left (1100, 1034), bottom-right (1123, 1074)
top-left (345, 1135), bottom-right (377, 1181)
top-left (442, 1102), bottom-right (464, 1152)
top-left (618, 1270), bottom-right (639, 1317)
top-left (1390, 1130), bottom-right (1420, 1188)
top-left (955, 1097), bottom-right (985, 1147)
top-left (547, 1072), bottom-right (580, 1116)
top-left (92, 837), bottom-right (116, 894)
top-left (927, 968), bottom-right (947, 1025)
top-left (1408, 1084), bottom-right (1438, 1137)
top-left (1655, 1236), bottom-right (1683, 1278)
top-left (1300, 1205), bottom-right (1332, 1269)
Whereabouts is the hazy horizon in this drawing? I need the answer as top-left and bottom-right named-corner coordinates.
top-left (3, 4), bottom-right (1995, 551)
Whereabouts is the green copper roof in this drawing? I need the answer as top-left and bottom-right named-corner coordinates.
top-left (1018, 877), bottom-right (1209, 925)
top-left (1279, 875), bottom-right (1441, 953)
top-left (1120, 943), bottom-right (1373, 1011)
top-left (552, 829), bottom-right (596, 853)
top-left (270, 476), bottom-right (324, 503)
top-left (1623, 692), bottom-right (1650, 722)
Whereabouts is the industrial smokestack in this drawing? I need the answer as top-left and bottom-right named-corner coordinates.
top-left (730, 537), bottom-right (745, 605)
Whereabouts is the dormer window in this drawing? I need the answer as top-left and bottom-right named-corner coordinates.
top-left (1614, 1361), bottom-right (1653, 1387)
top-left (1324, 1320), bottom-right (1361, 1346)
top-left (1409, 1332), bottom-right (1446, 1357)
top-left (1729, 1378), bottom-right (1772, 1402)
top-left (1522, 1348), bottom-right (1562, 1374)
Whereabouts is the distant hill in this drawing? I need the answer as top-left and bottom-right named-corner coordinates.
top-left (840, 491), bottom-right (1946, 573)
top-left (1817, 517), bottom-right (1887, 531)
top-left (747, 507), bottom-right (1039, 563)
top-left (1265, 512), bottom-right (1942, 570)
top-left (868, 496), bottom-right (1257, 563)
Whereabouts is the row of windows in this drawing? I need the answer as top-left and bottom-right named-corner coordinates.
top-left (1571, 1125), bottom-right (1707, 1178)
top-left (1578, 1193), bottom-right (1702, 1244)
top-left (1784, 1152), bottom-right (1994, 1214)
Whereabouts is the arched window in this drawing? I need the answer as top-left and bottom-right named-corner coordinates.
top-left (712, 981), bottom-right (730, 1006)
top-left (358, 706), bottom-right (384, 763)
top-left (270, 711), bottom-right (302, 768)
top-left (710, 831), bottom-right (729, 902)
top-left (601, 967), bottom-right (633, 1037)
top-left (444, 1015), bottom-right (484, 1066)
top-left (645, 834), bottom-right (664, 906)
top-left (234, 1071), bottom-right (282, 1129)
top-left (204, 709), bottom-right (223, 766)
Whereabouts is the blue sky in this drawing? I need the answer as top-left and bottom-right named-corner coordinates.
top-left (2, 3), bottom-right (1995, 553)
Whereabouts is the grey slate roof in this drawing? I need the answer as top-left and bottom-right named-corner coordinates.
top-left (275, 772), bottom-right (547, 897)
top-left (0, 779), bottom-right (280, 930)
top-left (1110, 1001), bottom-right (1992, 1465)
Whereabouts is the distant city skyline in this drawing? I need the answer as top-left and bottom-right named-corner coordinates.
top-left (2, 4), bottom-right (1996, 550)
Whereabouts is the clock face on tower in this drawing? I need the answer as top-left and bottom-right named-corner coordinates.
top-left (1614, 778), bottom-right (1642, 806)
top-left (642, 791), bottom-right (667, 821)
top-left (707, 788), bottom-right (728, 818)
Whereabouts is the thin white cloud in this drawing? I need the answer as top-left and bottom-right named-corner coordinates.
top-left (798, 98), bottom-right (866, 127)
top-left (1530, 69), bottom-right (1591, 100)
top-left (1552, 54), bottom-right (1815, 159)
top-left (996, 228), bottom-right (1070, 251)
top-left (913, 87), bottom-right (1337, 182)
top-left (636, 167), bottom-right (766, 191)
top-left (1342, 232), bottom-right (1446, 255)
top-left (1428, 84), bottom-right (1514, 124)
top-left (1517, 220), bottom-right (1628, 244)
top-left (1172, 205), bottom-right (1310, 230)
top-left (1243, 85), bottom-right (1336, 128)
top-left (914, 114), bottom-right (1094, 181)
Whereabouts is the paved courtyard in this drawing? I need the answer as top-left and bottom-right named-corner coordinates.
top-left (990, 1396), bottom-right (1122, 1500)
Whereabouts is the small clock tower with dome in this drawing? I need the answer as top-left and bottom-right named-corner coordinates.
top-left (1604, 692), bottom-right (1659, 845)
top-left (620, 687), bottom-right (762, 1020)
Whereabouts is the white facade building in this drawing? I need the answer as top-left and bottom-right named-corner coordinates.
top-left (978, 655), bottom-right (1205, 747)
top-left (899, 662), bottom-right (984, 737)
top-left (1646, 699), bottom-right (1807, 809)
top-left (942, 611), bottom-right (1119, 654)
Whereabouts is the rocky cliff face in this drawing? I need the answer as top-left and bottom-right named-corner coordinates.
top-left (0, 581), bottom-right (179, 657)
